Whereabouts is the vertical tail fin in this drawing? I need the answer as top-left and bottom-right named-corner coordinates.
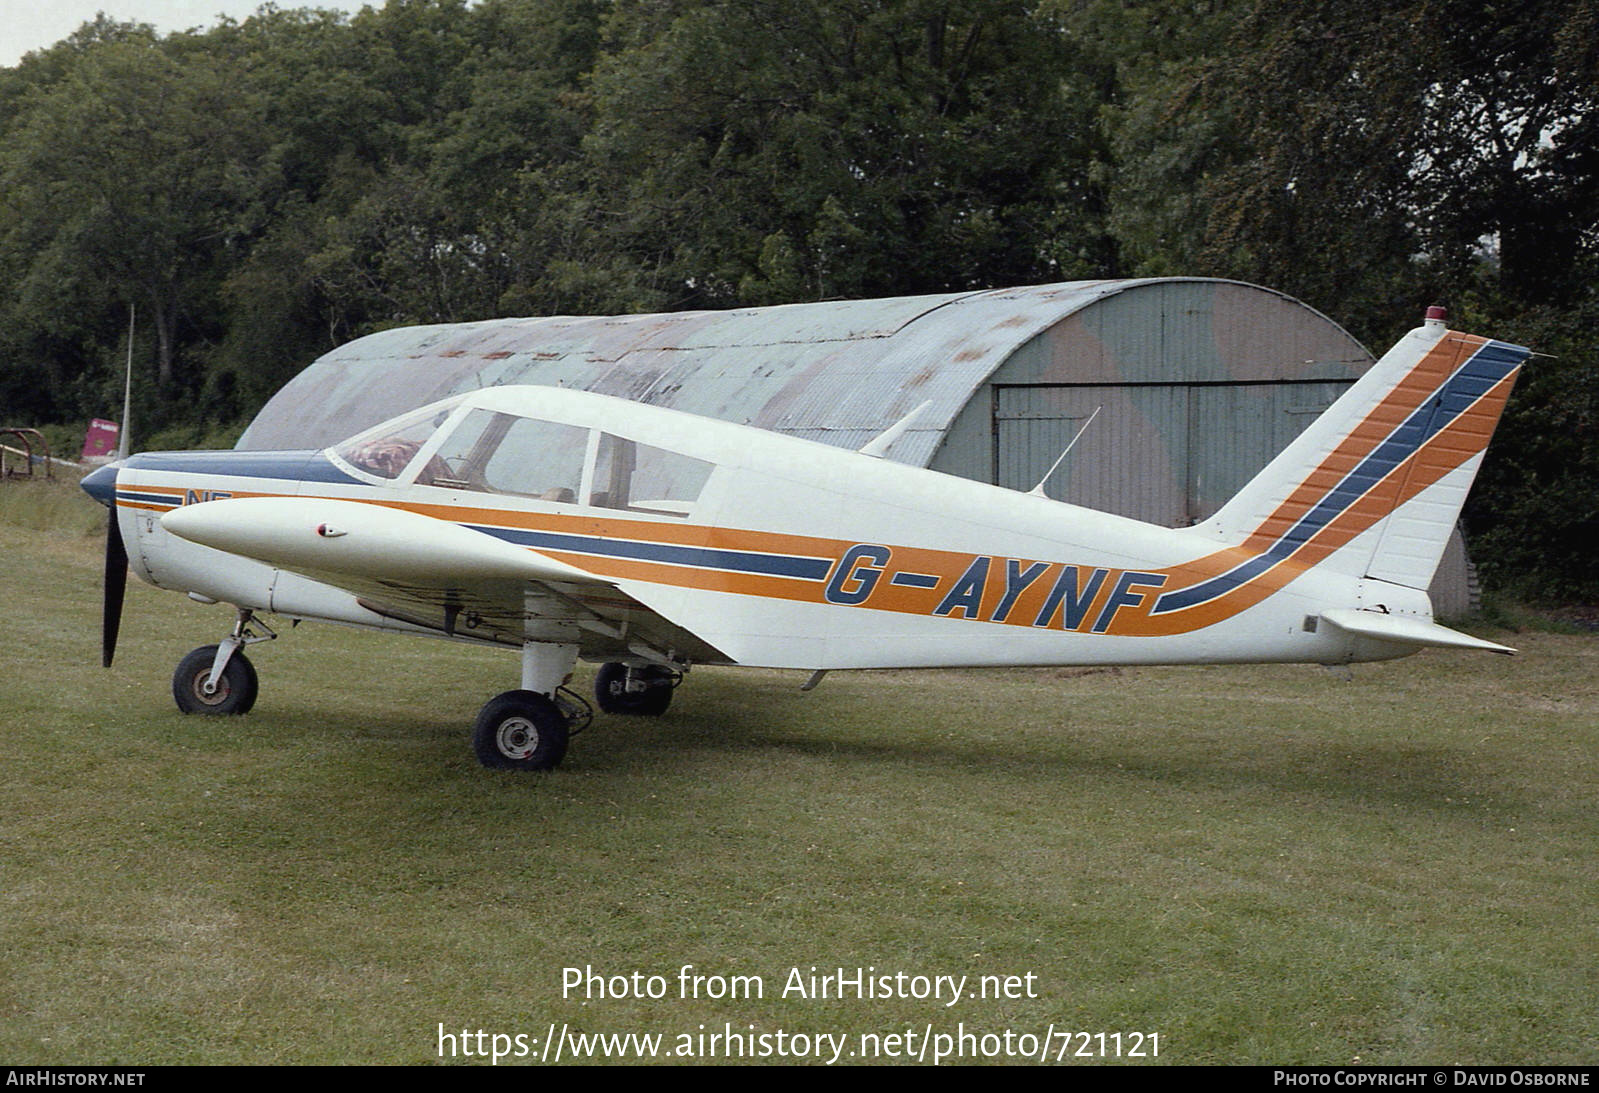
top-left (1196, 311), bottom-right (1530, 592)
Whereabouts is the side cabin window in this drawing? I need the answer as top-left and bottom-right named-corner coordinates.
top-left (419, 408), bottom-right (714, 518)
top-left (425, 411), bottom-right (588, 501)
top-left (591, 433), bottom-right (715, 517)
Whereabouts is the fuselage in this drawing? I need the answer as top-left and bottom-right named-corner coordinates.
top-left (86, 386), bottom-right (1418, 672)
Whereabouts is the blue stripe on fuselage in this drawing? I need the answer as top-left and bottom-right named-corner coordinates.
top-left (122, 450), bottom-right (364, 485)
top-left (468, 523), bottom-right (833, 581)
top-left (114, 488), bottom-right (182, 509)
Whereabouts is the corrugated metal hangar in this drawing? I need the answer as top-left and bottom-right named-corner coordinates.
top-left (239, 277), bottom-right (1476, 611)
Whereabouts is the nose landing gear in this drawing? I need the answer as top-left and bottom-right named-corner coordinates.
top-left (172, 644), bottom-right (259, 714)
top-left (172, 609), bottom-right (275, 716)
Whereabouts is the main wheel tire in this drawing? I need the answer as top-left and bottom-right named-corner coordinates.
top-left (473, 690), bottom-right (570, 771)
top-left (594, 662), bottom-right (675, 716)
top-left (172, 644), bottom-right (259, 715)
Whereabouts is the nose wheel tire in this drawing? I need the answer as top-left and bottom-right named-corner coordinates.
top-left (172, 644), bottom-right (259, 715)
top-left (473, 690), bottom-right (570, 771)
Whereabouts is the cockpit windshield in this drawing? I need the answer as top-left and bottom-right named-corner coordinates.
top-left (331, 400), bottom-right (462, 480)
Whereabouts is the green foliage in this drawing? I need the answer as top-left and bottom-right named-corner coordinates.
top-left (1464, 300), bottom-right (1599, 603)
top-left (1084, 0), bottom-right (1599, 598)
top-left (0, 0), bottom-right (1594, 598)
top-left (558, 0), bottom-right (1116, 309)
top-left (1, 41), bottom-right (271, 382)
top-left (140, 418), bottom-right (249, 454)
top-left (1123, 0), bottom-right (1599, 337)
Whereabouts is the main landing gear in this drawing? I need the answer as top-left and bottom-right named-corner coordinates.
top-left (474, 641), bottom-right (584, 772)
top-left (471, 652), bottom-right (679, 771)
top-left (594, 662), bottom-right (681, 717)
top-left (472, 688), bottom-right (593, 771)
top-left (168, 614), bottom-right (684, 773)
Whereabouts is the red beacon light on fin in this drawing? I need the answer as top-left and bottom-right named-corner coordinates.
top-left (1425, 305), bottom-right (1448, 325)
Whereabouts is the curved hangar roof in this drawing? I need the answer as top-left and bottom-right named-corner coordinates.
top-left (238, 278), bottom-right (1372, 473)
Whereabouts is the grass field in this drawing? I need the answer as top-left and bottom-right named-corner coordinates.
top-left (1, 479), bottom-right (1595, 1065)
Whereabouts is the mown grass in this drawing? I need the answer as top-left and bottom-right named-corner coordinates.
top-left (1, 478), bottom-right (1595, 1064)
top-left (0, 475), bottom-right (107, 538)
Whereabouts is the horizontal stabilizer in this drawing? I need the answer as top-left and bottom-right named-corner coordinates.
top-left (1321, 608), bottom-right (1515, 655)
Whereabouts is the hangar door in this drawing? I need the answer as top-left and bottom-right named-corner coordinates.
top-left (994, 380), bottom-right (1350, 527)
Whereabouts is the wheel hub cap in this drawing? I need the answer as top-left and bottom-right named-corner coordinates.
top-left (496, 717), bottom-right (539, 760)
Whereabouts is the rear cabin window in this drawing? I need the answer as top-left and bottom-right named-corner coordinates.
top-left (591, 433), bottom-right (714, 517)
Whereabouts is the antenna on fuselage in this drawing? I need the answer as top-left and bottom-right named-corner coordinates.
top-left (1027, 405), bottom-right (1100, 498)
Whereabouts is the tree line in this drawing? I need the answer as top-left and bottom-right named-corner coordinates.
top-left (0, 0), bottom-right (1593, 599)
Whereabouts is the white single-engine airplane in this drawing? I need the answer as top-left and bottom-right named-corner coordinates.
top-left (83, 309), bottom-right (1529, 771)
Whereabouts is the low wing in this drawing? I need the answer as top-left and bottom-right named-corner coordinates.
top-left (160, 497), bottom-right (731, 664)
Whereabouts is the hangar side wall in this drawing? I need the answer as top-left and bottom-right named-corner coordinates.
top-left (928, 279), bottom-right (1373, 525)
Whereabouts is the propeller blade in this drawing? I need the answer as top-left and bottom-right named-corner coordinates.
top-left (102, 511), bottom-right (128, 668)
